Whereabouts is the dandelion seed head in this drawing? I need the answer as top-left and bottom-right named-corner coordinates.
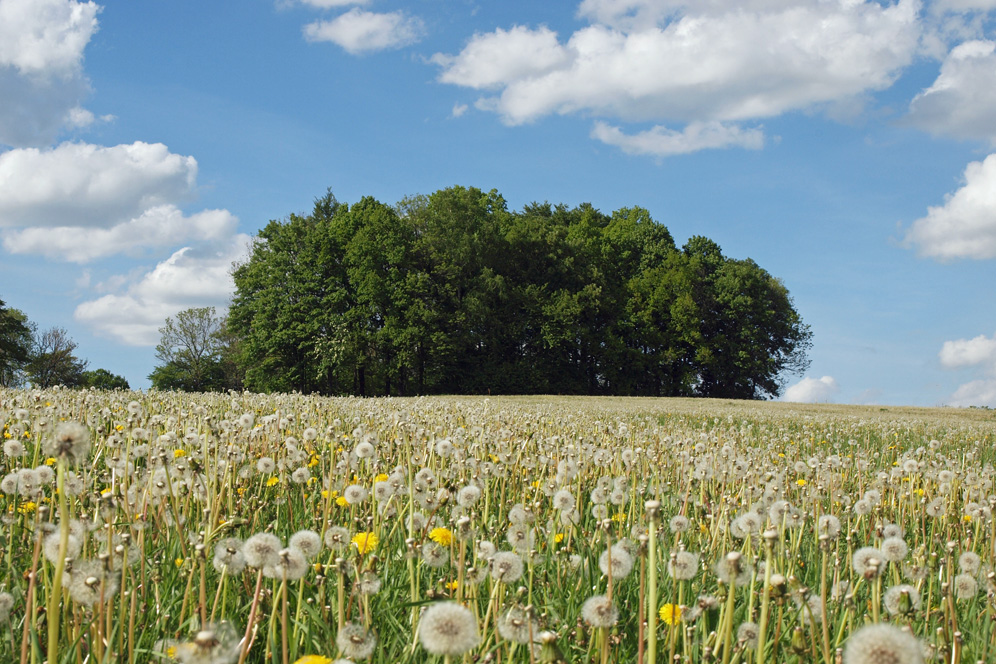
top-left (491, 551), bottom-right (524, 583)
top-left (243, 532), bottom-right (283, 569)
top-left (335, 622), bottom-right (376, 660)
top-left (580, 594), bottom-right (618, 628)
top-left (842, 623), bottom-right (923, 664)
top-left (289, 530), bottom-right (322, 558)
top-left (598, 544), bottom-right (634, 580)
top-left (418, 602), bottom-right (480, 655)
top-left (880, 537), bottom-right (909, 563)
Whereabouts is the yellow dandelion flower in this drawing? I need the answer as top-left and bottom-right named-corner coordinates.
top-left (18, 501), bottom-right (37, 514)
top-left (44, 457), bottom-right (57, 466)
top-left (352, 532), bottom-right (379, 555)
top-left (796, 479), bottom-right (807, 487)
top-left (373, 473), bottom-right (389, 483)
top-left (173, 449), bottom-right (186, 458)
top-left (445, 580), bottom-right (459, 591)
top-left (336, 496), bottom-right (349, 507)
top-left (659, 603), bottom-right (682, 626)
top-left (612, 512), bottom-right (626, 523)
top-left (293, 656), bottom-right (332, 664)
top-left (915, 488), bottom-right (925, 497)
top-left (237, 487), bottom-right (246, 496)
top-left (308, 456), bottom-right (320, 468)
top-left (963, 515), bottom-right (973, 523)
top-left (266, 477), bottom-right (280, 487)
top-left (554, 533), bottom-right (565, 544)
top-left (175, 557), bottom-right (184, 568)
top-left (429, 527), bottom-right (454, 547)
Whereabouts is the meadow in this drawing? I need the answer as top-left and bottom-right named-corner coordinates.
top-left (1, 388), bottom-right (994, 664)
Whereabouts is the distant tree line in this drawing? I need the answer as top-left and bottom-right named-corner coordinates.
top-left (212, 186), bottom-right (811, 399)
top-left (0, 299), bottom-right (129, 390)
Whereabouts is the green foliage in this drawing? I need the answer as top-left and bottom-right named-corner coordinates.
top-left (81, 368), bottom-right (130, 390)
top-left (24, 326), bottom-right (88, 388)
top-left (150, 307), bottom-right (243, 392)
top-left (229, 187), bottom-right (812, 398)
top-left (0, 298), bottom-right (33, 387)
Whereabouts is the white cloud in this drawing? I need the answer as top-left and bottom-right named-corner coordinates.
top-left (0, 141), bottom-right (198, 228)
top-left (433, 0), bottom-right (920, 127)
top-left (432, 26), bottom-right (571, 89)
top-left (904, 153), bottom-right (996, 260)
top-left (591, 120), bottom-right (764, 156)
top-left (74, 234), bottom-right (251, 346)
top-left (939, 332), bottom-right (996, 407)
top-left (907, 40), bottom-right (996, 142)
top-left (451, 103), bottom-right (468, 118)
top-left (3, 205), bottom-right (237, 262)
top-left (0, 0), bottom-right (100, 147)
top-left (939, 333), bottom-right (996, 368)
top-left (303, 9), bottom-right (424, 54)
top-left (783, 375), bottom-right (839, 403)
top-left (933, 0), bottom-right (996, 11)
top-left (947, 379), bottom-right (996, 407)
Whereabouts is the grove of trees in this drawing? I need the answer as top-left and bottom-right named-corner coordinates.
top-left (226, 187), bottom-right (811, 399)
top-left (0, 299), bottom-right (129, 390)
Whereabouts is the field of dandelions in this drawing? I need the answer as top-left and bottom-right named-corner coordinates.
top-left (1, 389), bottom-right (995, 664)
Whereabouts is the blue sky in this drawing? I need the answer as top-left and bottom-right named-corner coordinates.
top-left (1, 0), bottom-right (995, 405)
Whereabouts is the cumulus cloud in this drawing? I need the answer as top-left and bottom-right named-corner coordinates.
top-left (939, 331), bottom-right (996, 407)
top-left (939, 333), bottom-right (996, 368)
top-left (907, 40), bottom-right (996, 142)
top-left (0, 141), bottom-right (198, 228)
top-left (904, 153), bottom-right (996, 260)
top-left (303, 8), bottom-right (424, 54)
top-left (591, 120), bottom-right (764, 156)
top-left (74, 234), bottom-right (251, 345)
top-left (0, 0), bottom-right (100, 147)
top-left (783, 376), bottom-right (839, 403)
top-left (433, 0), bottom-right (920, 128)
top-left (3, 206), bottom-right (237, 262)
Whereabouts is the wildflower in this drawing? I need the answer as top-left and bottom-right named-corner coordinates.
top-left (266, 477), bottom-right (280, 487)
top-left (880, 537), bottom-right (909, 563)
top-left (173, 449), bottom-right (186, 458)
top-left (669, 515), bottom-right (690, 533)
top-left (737, 621), bottom-right (759, 648)
top-left (796, 479), bottom-right (807, 487)
top-left (243, 533), bottom-right (283, 569)
top-left (290, 530), bottom-right (322, 558)
top-left (42, 421), bottom-right (91, 464)
top-left (497, 605), bottom-right (538, 644)
top-left (18, 501), bottom-right (37, 515)
top-left (852, 547), bottom-right (884, 577)
top-left (170, 621), bottom-right (241, 664)
top-left (659, 603), bottom-right (681, 626)
top-left (257, 457), bottom-right (276, 473)
top-left (883, 584), bottom-right (921, 616)
top-left (418, 602), bottom-right (480, 655)
top-left (668, 551), bottom-right (700, 580)
top-left (457, 485), bottom-right (482, 507)
top-left (324, 526), bottom-right (351, 551)
top-left (552, 488), bottom-right (576, 512)
top-left (354, 572), bottom-right (382, 596)
top-left (491, 551), bottom-right (524, 583)
top-left (429, 527), bottom-right (454, 547)
top-left (581, 595), bottom-right (618, 628)
top-left (599, 544), bottom-right (634, 580)
top-left (291, 467), bottom-right (311, 484)
top-left (336, 622), bottom-right (376, 660)
top-left (0, 591), bottom-right (14, 622)
top-left (293, 656), bottom-right (332, 664)
top-left (958, 551), bottom-right (981, 575)
top-left (422, 542), bottom-right (450, 568)
top-left (213, 538), bottom-right (246, 575)
top-left (817, 515), bottom-right (841, 539)
top-left (842, 623), bottom-right (923, 664)
top-left (553, 533), bottom-right (565, 544)
top-left (714, 552), bottom-right (752, 587)
top-left (336, 496), bottom-right (349, 507)
top-left (953, 572), bottom-right (978, 600)
top-left (351, 532), bottom-right (378, 555)
top-left (343, 485), bottom-right (369, 504)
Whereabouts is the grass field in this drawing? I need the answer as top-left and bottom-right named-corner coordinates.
top-left (1, 388), bottom-right (994, 663)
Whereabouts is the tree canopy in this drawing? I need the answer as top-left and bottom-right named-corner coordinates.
top-left (0, 299), bottom-right (33, 388)
top-left (229, 187), bottom-right (811, 399)
top-left (149, 307), bottom-right (243, 392)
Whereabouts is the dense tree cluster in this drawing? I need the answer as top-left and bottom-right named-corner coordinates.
top-left (148, 307), bottom-right (242, 392)
top-left (228, 187), bottom-right (811, 399)
top-left (0, 299), bottom-right (129, 390)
